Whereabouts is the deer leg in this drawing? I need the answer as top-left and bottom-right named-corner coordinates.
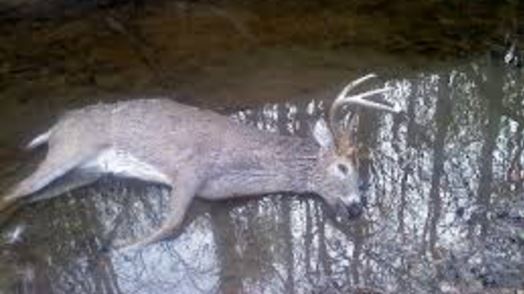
top-left (0, 146), bottom-right (102, 213)
top-left (116, 171), bottom-right (200, 251)
top-left (0, 169), bottom-right (102, 228)
top-left (26, 169), bottom-right (101, 203)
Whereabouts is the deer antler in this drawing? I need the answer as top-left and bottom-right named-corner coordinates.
top-left (328, 73), bottom-right (400, 152)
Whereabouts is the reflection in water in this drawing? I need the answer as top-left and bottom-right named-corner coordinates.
top-left (1, 58), bottom-right (524, 293)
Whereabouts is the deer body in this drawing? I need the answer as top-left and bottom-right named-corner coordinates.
top-left (0, 74), bottom-right (399, 250)
top-left (75, 99), bottom-right (317, 199)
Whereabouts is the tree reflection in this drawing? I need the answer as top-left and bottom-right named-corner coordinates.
top-left (1, 57), bottom-right (524, 293)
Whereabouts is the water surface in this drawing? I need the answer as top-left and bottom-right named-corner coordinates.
top-left (0, 1), bottom-right (523, 293)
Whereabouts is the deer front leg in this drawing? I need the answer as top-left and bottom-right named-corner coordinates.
top-left (117, 171), bottom-right (201, 251)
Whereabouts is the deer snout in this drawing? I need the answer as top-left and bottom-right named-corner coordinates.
top-left (331, 199), bottom-right (362, 221)
top-left (331, 195), bottom-right (363, 220)
top-left (346, 202), bottom-right (363, 218)
top-left (341, 193), bottom-right (363, 218)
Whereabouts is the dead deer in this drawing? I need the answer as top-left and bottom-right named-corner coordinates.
top-left (0, 74), bottom-right (400, 250)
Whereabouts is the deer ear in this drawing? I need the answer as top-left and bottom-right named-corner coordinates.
top-left (313, 118), bottom-right (335, 149)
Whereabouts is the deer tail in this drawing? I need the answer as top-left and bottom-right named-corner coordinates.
top-left (26, 128), bottom-right (53, 150)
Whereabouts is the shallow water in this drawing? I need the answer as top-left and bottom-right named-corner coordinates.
top-left (0, 1), bottom-right (523, 294)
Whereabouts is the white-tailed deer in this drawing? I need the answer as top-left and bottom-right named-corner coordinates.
top-left (0, 74), bottom-right (400, 250)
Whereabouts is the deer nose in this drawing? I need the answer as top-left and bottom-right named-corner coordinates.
top-left (346, 202), bottom-right (363, 218)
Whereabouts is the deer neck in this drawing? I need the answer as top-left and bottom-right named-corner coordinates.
top-left (253, 135), bottom-right (320, 194)
top-left (200, 134), bottom-right (321, 199)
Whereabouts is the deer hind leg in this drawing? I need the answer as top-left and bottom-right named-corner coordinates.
top-left (26, 168), bottom-right (102, 204)
top-left (116, 171), bottom-right (199, 251)
top-left (0, 144), bottom-right (103, 213)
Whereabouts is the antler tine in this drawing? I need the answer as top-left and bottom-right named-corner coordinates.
top-left (327, 74), bottom-right (400, 151)
top-left (332, 74), bottom-right (378, 110)
top-left (341, 86), bottom-right (400, 113)
top-left (329, 73), bottom-right (377, 131)
top-left (328, 74), bottom-right (400, 132)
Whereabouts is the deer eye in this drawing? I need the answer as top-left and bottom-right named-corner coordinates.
top-left (337, 164), bottom-right (348, 174)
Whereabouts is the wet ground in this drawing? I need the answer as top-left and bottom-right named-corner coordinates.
top-left (0, 1), bottom-right (523, 293)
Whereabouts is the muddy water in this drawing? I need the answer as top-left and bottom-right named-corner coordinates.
top-left (1, 1), bottom-right (523, 294)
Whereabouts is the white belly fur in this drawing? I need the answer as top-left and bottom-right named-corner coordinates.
top-left (82, 148), bottom-right (171, 184)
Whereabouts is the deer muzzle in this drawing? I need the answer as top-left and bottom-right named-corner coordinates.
top-left (332, 197), bottom-right (363, 220)
top-left (346, 202), bottom-right (363, 218)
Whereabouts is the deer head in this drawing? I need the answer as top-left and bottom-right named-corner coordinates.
top-left (311, 74), bottom-right (400, 220)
